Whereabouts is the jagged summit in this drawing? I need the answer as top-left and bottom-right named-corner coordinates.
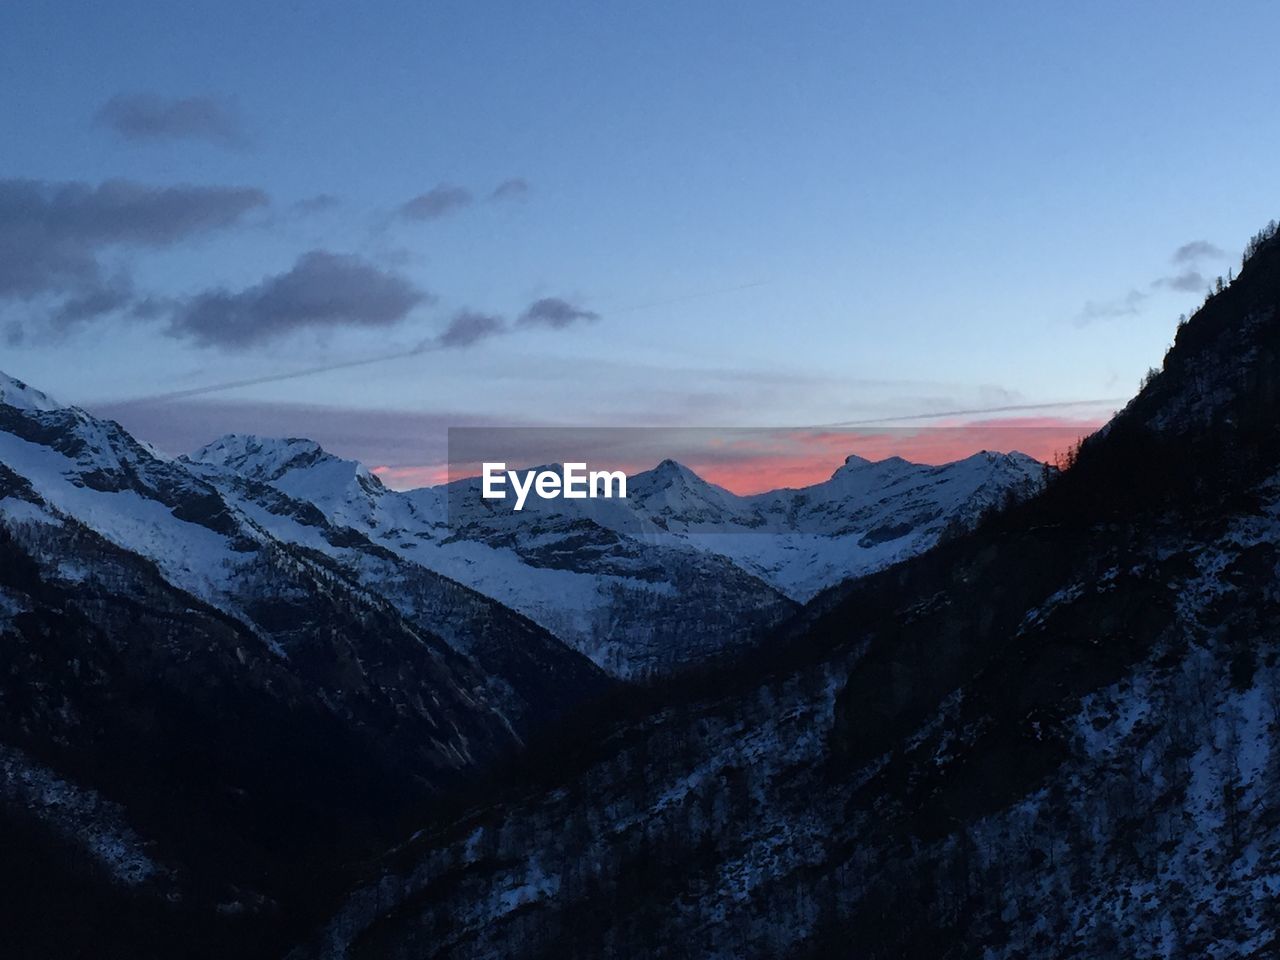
top-left (0, 370), bottom-right (64, 412)
top-left (628, 459), bottom-right (731, 501)
top-left (956, 449), bottom-right (1040, 468)
top-left (828, 453), bottom-right (909, 479)
top-left (639, 458), bottom-right (707, 486)
top-left (187, 433), bottom-right (376, 486)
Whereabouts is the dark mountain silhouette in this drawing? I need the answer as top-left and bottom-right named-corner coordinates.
top-left (288, 225), bottom-right (1280, 959)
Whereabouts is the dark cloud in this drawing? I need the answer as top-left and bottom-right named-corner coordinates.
top-left (436, 310), bottom-right (506, 348)
top-left (489, 178), bottom-right (531, 202)
top-left (0, 178), bottom-right (267, 323)
top-left (51, 276), bottom-right (136, 329)
top-left (96, 93), bottom-right (246, 146)
top-left (518, 297), bottom-right (600, 329)
top-left (1171, 240), bottom-right (1223, 264)
top-left (399, 185), bottom-right (473, 221)
top-left (168, 250), bottom-right (429, 349)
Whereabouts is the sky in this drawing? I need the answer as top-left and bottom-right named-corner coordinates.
top-left (2, 1), bottom-right (1278, 489)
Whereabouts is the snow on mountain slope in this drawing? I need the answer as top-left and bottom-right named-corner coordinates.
top-left (188, 439), bottom-right (792, 678)
top-left (0, 390), bottom-right (609, 941)
top-left (0, 376), bottom-right (604, 755)
top-left (724, 450), bottom-right (1046, 598)
top-left (0, 372), bottom-right (63, 413)
top-left (0, 391), bottom-right (253, 607)
top-left (185, 434), bottom-right (1044, 673)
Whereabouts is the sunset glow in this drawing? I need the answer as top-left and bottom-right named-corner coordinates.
top-left (387, 416), bottom-right (1105, 494)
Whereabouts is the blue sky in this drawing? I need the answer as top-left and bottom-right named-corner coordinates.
top-left (2, 0), bottom-right (1277, 476)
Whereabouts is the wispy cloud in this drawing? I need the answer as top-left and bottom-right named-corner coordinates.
top-left (167, 250), bottom-right (430, 349)
top-left (1076, 289), bottom-right (1147, 325)
top-left (291, 194), bottom-right (340, 216)
top-left (1152, 269), bottom-right (1207, 293)
top-left (1151, 238), bottom-right (1224, 293)
top-left (518, 297), bottom-right (600, 329)
top-left (399, 184), bottom-right (474, 221)
top-left (436, 310), bottom-right (506, 348)
top-left (1171, 240), bottom-right (1223, 264)
top-left (489, 178), bottom-right (531, 202)
top-left (1077, 238), bottom-right (1227, 325)
top-left (110, 295), bottom-right (603, 399)
top-left (96, 93), bottom-right (246, 147)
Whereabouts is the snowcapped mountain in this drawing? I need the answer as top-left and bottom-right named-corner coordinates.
top-left (0, 376), bottom-right (605, 731)
top-left (620, 449), bottom-right (1047, 600)
top-left (0, 373), bottom-right (619, 952)
top-left (184, 441), bottom-right (795, 677)
top-left (184, 435), bottom-right (1045, 676)
top-left (0, 372), bottom-right (62, 412)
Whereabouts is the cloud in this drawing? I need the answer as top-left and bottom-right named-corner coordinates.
top-left (436, 310), bottom-right (506, 348)
top-left (0, 178), bottom-right (267, 324)
top-left (167, 250), bottom-right (429, 349)
top-left (399, 185), bottom-right (473, 221)
top-left (292, 194), bottom-right (340, 216)
top-left (1078, 238), bottom-right (1227, 325)
top-left (490, 178), bottom-right (531, 202)
top-left (518, 297), bottom-right (600, 329)
top-left (1076, 289), bottom-right (1147, 325)
top-left (1171, 240), bottom-right (1223, 264)
top-left (51, 276), bottom-right (136, 329)
top-left (96, 93), bottom-right (246, 147)
top-left (1153, 269), bottom-right (1207, 293)
top-left (1150, 240), bottom-right (1227, 293)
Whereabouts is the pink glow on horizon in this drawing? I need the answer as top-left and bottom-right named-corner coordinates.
top-left (369, 417), bottom-right (1106, 494)
top-left (371, 464), bottom-right (451, 488)
top-left (694, 418), bottom-right (1104, 493)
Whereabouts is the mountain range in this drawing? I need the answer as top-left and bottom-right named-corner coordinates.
top-left (182, 432), bottom-right (1044, 675)
top-left (0, 364), bottom-right (1040, 955)
top-left (5, 221), bottom-right (1280, 958)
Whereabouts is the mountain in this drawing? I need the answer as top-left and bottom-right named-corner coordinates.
top-left (187, 438), bottom-right (1045, 676)
top-left (0, 377), bottom-right (610, 957)
top-left (292, 226), bottom-right (1280, 958)
top-left (623, 449), bottom-right (1047, 600)
top-left (183, 440), bottom-right (796, 678)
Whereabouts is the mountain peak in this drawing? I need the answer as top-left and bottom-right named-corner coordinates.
top-left (830, 453), bottom-right (910, 480)
top-left (0, 371), bottom-right (65, 413)
top-left (653, 457), bottom-right (694, 477)
top-left (636, 458), bottom-right (714, 491)
top-left (187, 434), bottom-right (331, 481)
